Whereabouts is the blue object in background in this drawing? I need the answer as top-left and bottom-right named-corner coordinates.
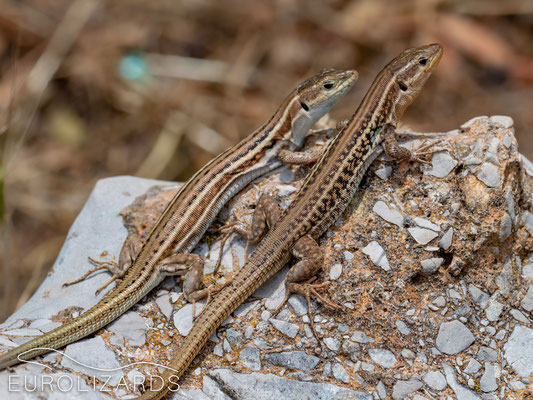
top-left (119, 53), bottom-right (149, 82)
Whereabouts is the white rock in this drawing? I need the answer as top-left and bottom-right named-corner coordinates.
top-left (329, 264), bottom-right (343, 280)
top-left (368, 348), bottom-right (397, 368)
top-left (521, 284), bottom-right (533, 312)
top-left (413, 217), bottom-right (440, 231)
top-left (489, 115), bottom-right (514, 129)
top-left (477, 163), bottom-right (500, 188)
top-left (485, 300), bottom-right (504, 322)
top-left (439, 228), bottom-right (454, 250)
top-left (504, 325), bottom-right (533, 377)
top-left (436, 320), bottom-right (474, 355)
top-left (361, 241), bottom-right (391, 271)
top-left (427, 152), bottom-right (458, 178)
top-left (422, 371), bottom-right (447, 391)
top-left (408, 228), bottom-right (439, 245)
top-left (373, 201), bottom-right (404, 228)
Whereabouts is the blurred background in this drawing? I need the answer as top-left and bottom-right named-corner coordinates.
top-left (1, 0), bottom-right (533, 320)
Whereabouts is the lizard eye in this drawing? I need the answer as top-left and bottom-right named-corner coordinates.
top-left (300, 102), bottom-right (310, 111)
top-left (323, 82), bottom-right (334, 90)
top-left (419, 58), bottom-right (428, 66)
top-left (398, 81), bottom-right (408, 91)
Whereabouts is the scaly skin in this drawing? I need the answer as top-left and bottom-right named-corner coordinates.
top-left (0, 69), bottom-right (358, 369)
top-left (141, 43), bottom-right (443, 399)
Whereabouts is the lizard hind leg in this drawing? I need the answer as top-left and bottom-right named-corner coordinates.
top-left (62, 233), bottom-right (142, 295)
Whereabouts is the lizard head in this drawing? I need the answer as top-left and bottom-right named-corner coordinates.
top-left (289, 69), bottom-right (358, 147)
top-left (385, 43), bottom-right (443, 122)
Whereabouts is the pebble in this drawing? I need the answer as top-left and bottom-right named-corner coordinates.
top-left (504, 325), bottom-right (533, 377)
top-left (368, 348), bottom-right (397, 368)
top-left (484, 137), bottom-right (500, 165)
top-left (432, 296), bottom-right (446, 307)
top-left (401, 349), bottom-right (415, 359)
top-left (376, 381), bottom-right (387, 399)
top-left (375, 166), bottom-right (392, 180)
top-left (436, 320), bottom-right (474, 355)
top-left (420, 257), bottom-right (444, 275)
top-left (332, 363), bottom-right (350, 383)
top-left (262, 351), bottom-right (320, 371)
top-left (407, 227), bottom-right (439, 245)
top-left (464, 358), bottom-right (482, 374)
top-left (480, 363), bottom-right (498, 392)
top-left (477, 163), bottom-right (500, 188)
top-left (422, 371), bottom-right (447, 390)
top-left (239, 347), bottom-right (261, 371)
top-left (108, 311), bottom-right (147, 346)
top-left (442, 362), bottom-right (482, 400)
top-left (489, 115), bottom-right (514, 129)
top-left (361, 241), bottom-right (391, 271)
top-left (468, 284), bottom-right (490, 309)
top-left (427, 151), bottom-right (458, 178)
top-left (503, 134), bottom-right (513, 148)
top-left (155, 294), bottom-right (173, 320)
top-left (324, 337), bottom-right (340, 351)
top-left (342, 339), bottom-right (361, 362)
top-left (499, 213), bottom-right (512, 240)
top-left (523, 263), bottom-right (533, 278)
top-left (461, 116), bottom-right (488, 129)
top-left (329, 264), bottom-right (343, 280)
top-left (344, 251), bottom-right (354, 262)
top-left (277, 184), bottom-right (298, 197)
top-left (234, 300), bottom-right (259, 318)
top-left (510, 308), bottom-right (529, 323)
top-left (485, 300), bottom-right (504, 322)
top-left (395, 320), bottom-right (411, 335)
top-left (173, 302), bottom-right (204, 336)
top-left (286, 296), bottom-right (307, 317)
top-left (414, 217), bottom-right (440, 231)
top-left (373, 201), bottom-right (404, 228)
top-left (521, 284), bottom-right (533, 312)
top-left (391, 379), bottom-right (423, 400)
top-left (439, 228), bottom-right (454, 250)
top-left (270, 318), bottom-right (299, 338)
top-left (477, 346), bottom-right (498, 362)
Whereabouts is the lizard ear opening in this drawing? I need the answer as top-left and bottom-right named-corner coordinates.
top-left (398, 81), bottom-right (408, 91)
top-left (300, 102), bottom-right (310, 112)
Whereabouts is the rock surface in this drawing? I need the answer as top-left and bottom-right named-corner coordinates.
top-left (2, 117), bottom-right (533, 399)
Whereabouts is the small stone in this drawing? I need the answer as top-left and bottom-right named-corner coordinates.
top-left (414, 217), bottom-right (440, 231)
top-left (342, 339), bottom-right (361, 362)
top-left (477, 346), bottom-right (498, 362)
top-left (502, 134), bottom-right (513, 148)
top-left (464, 156), bottom-right (482, 166)
top-left (464, 358), bottom-right (482, 374)
top-left (461, 116), bottom-right (488, 129)
top-left (270, 319), bottom-right (299, 338)
top-left (401, 349), bottom-right (415, 360)
top-left (395, 320), bottom-right (411, 335)
top-left (344, 251), bottom-right (354, 262)
top-left (436, 320), bottom-right (475, 355)
top-left (427, 151), bottom-right (458, 178)
top-left (489, 115), bottom-right (514, 128)
top-left (288, 295), bottom-right (308, 316)
top-left (332, 363), bottom-right (350, 383)
top-left (477, 163), bottom-right (500, 188)
top-left (173, 302), bottom-right (204, 336)
top-left (439, 228), bottom-right (454, 250)
top-left (392, 380), bottom-right (423, 400)
top-left (351, 331), bottom-right (374, 343)
top-left (375, 166), bottom-right (392, 180)
top-left (279, 169), bottom-right (294, 183)
top-left (368, 348), bottom-right (397, 368)
top-left (499, 213), bottom-right (512, 240)
top-left (503, 325), bottom-right (533, 377)
top-left (277, 184), bottom-right (298, 197)
top-left (468, 284), bottom-right (490, 309)
top-left (240, 347), bottom-right (261, 371)
top-left (485, 300), bottom-right (504, 322)
top-left (361, 241), bottom-right (391, 271)
top-left (480, 363), bottom-right (498, 392)
top-left (262, 351), bottom-right (320, 371)
top-left (510, 309), bottom-right (530, 323)
top-left (484, 137), bottom-right (500, 165)
top-left (373, 201), bottom-right (404, 228)
top-left (432, 296), bottom-right (446, 307)
top-left (422, 371), bottom-right (447, 391)
top-left (108, 311), bottom-right (147, 347)
top-left (408, 228), bottom-right (439, 245)
top-left (521, 285), bottom-right (533, 312)
top-left (442, 362), bottom-right (482, 400)
top-left (420, 258), bottom-right (444, 275)
top-left (523, 263), bottom-right (533, 278)
top-left (324, 337), bottom-right (340, 352)
top-left (329, 264), bottom-right (343, 280)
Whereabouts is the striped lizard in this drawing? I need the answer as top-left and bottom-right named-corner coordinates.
top-left (0, 69), bottom-right (357, 369)
top-left (140, 43), bottom-right (443, 399)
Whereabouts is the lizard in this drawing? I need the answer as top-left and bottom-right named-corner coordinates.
top-left (0, 68), bottom-right (358, 369)
top-left (139, 43), bottom-right (443, 399)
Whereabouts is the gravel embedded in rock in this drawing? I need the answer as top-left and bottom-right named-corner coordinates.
top-left (344, 251), bottom-right (354, 262)
top-left (523, 262), bottom-right (533, 278)
top-left (373, 201), bottom-right (404, 228)
top-left (262, 351), bottom-right (320, 371)
top-left (239, 347), bottom-right (261, 371)
top-left (332, 363), bottom-right (350, 383)
top-left (324, 337), bottom-right (340, 352)
top-left (503, 325), bottom-right (533, 377)
top-left (521, 285), bottom-right (533, 312)
top-left (155, 294), bottom-right (173, 320)
top-left (480, 363), bottom-right (498, 392)
top-left (395, 320), bottom-right (410, 335)
top-left (484, 137), bottom-right (501, 165)
top-left (368, 348), bottom-right (397, 368)
top-left (269, 319), bottom-right (299, 338)
top-left (477, 163), bottom-right (500, 187)
top-left (422, 371), bottom-right (447, 390)
top-left (287, 295), bottom-right (308, 316)
top-left (407, 227), bottom-right (439, 245)
top-left (329, 264), bottom-right (343, 280)
top-left (375, 166), bottom-right (392, 180)
top-left (510, 308), bottom-right (530, 323)
top-left (342, 339), bottom-right (361, 362)
top-left (392, 379), bottom-right (423, 400)
top-left (489, 115), bottom-right (514, 128)
top-left (361, 241), bottom-right (390, 271)
top-left (108, 311), bottom-right (147, 346)
top-left (413, 217), bottom-right (440, 231)
top-left (439, 227), bottom-right (454, 250)
top-left (468, 284), bottom-right (490, 309)
top-left (173, 302), bottom-right (205, 336)
top-left (436, 320), bottom-right (474, 355)
top-left (464, 358), bottom-right (482, 374)
top-left (485, 300), bottom-right (504, 321)
top-left (351, 331), bottom-right (374, 343)
top-left (500, 212), bottom-right (512, 240)
top-left (427, 151), bottom-right (458, 178)
top-left (420, 257), bottom-right (444, 275)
